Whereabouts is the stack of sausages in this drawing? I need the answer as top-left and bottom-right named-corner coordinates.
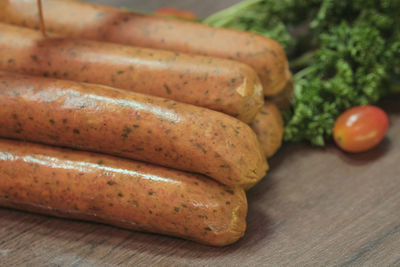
top-left (0, 0), bottom-right (292, 246)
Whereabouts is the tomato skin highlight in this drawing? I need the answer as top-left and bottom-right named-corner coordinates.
top-left (333, 105), bottom-right (389, 153)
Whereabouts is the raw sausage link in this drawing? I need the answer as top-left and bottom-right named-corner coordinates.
top-left (267, 75), bottom-right (294, 111)
top-left (0, 138), bottom-right (247, 246)
top-left (0, 71), bottom-right (268, 188)
top-left (0, 23), bottom-right (263, 123)
top-left (0, 0), bottom-right (291, 96)
top-left (250, 102), bottom-right (284, 158)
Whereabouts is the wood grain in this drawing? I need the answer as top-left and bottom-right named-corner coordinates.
top-left (1, 1), bottom-right (400, 266)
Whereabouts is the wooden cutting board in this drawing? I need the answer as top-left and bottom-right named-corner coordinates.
top-left (1, 1), bottom-right (399, 265)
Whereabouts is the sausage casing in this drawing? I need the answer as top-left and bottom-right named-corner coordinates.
top-left (0, 138), bottom-right (247, 246)
top-left (250, 102), bottom-right (284, 158)
top-left (0, 71), bottom-right (268, 188)
top-left (0, 0), bottom-right (291, 96)
top-left (267, 75), bottom-right (294, 111)
top-left (0, 23), bottom-right (263, 123)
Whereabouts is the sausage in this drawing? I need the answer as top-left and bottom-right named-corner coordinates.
top-left (0, 23), bottom-right (263, 123)
top-left (0, 71), bottom-right (268, 188)
top-left (0, 138), bottom-right (247, 246)
top-left (267, 75), bottom-right (294, 111)
top-left (0, 0), bottom-right (291, 96)
top-left (250, 102), bottom-right (284, 158)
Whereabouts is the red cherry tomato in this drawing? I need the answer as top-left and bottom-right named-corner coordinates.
top-left (333, 105), bottom-right (389, 153)
top-left (154, 7), bottom-right (197, 20)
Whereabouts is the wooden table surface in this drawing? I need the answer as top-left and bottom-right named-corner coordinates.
top-left (1, 1), bottom-right (399, 266)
